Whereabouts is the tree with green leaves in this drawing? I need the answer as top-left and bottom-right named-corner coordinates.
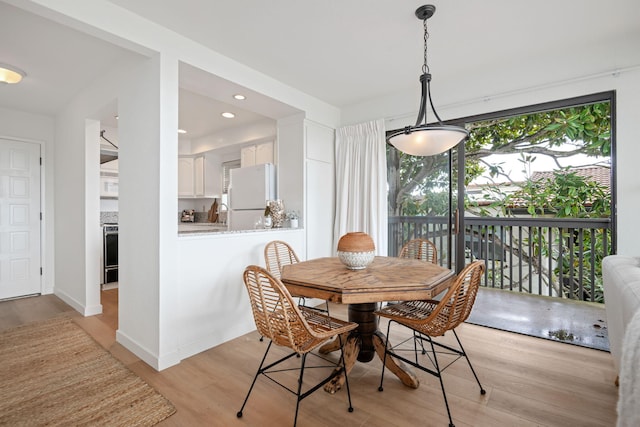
top-left (388, 102), bottom-right (611, 216)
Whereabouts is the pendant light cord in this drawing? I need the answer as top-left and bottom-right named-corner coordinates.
top-left (422, 19), bottom-right (430, 75)
top-left (422, 16), bottom-right (445, 125)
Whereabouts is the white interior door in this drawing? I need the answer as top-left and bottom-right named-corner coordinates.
top-left (0, 139), bottom-right (41, 299)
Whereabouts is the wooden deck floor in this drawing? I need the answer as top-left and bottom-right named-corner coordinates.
top-left (0, 291), bottom-right (619, 426)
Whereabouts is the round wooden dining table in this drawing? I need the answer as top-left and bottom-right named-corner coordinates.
top-left (280, 256), bottom-right (454, 393)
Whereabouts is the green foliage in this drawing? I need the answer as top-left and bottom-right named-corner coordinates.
top-left (388, 101), bottom-right (611, 216)
top-left (504, 170), bottom-right (611, 218)
top-left (387, 101), bottom-right (612, 303)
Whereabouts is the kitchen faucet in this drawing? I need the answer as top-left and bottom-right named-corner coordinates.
top-left (217, 203), bottom-right (229, 224)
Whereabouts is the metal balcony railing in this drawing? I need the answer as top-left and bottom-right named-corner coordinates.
top-left (388, 216), bottom-right (612, 303)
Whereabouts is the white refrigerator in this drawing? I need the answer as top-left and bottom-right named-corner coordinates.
top-left (229, 163), bottom-right (276, 230)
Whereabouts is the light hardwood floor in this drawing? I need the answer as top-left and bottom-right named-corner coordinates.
top-left (0, 290), bottom-right (619, 426)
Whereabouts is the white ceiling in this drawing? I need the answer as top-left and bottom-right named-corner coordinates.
top-left (105, 0), bottom-right (640, 106)
top-left (0, 1), bottom-right (289, 140)
top-left (1, 1), bottom-right (639, 139)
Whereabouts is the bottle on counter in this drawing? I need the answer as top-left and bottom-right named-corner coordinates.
top-left (263, 205), bottom-right (272, 228)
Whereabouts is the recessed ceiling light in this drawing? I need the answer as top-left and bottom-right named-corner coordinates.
top-left (178, 129), bottom-right (187, 134)
top-left (233, 94), bottom-right (246, 100)
top-left (115, 115), bottom-right (119, 120)
top-left (221, 112), bottom-right (235, 119)
top-left (0, 63), bottom-right (26, 84)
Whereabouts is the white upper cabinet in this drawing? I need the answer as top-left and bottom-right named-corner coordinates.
top-left (178, 152), bottom-right (221, 199)
top-left (194, 155), bottom-right (204, 197)
top-left (241, 141), bottom-right (274, 168)
top-left (240, 145), bottom-right (256, 168)
top-left (178, 156), bottom-right (195, 197)
top-left (256, 141), bottom-right (274, 165)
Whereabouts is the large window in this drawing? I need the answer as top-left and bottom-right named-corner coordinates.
top-left (387, 91), bottom-right (615, 302)
top-left (222, 159), bottom-right (241, 194)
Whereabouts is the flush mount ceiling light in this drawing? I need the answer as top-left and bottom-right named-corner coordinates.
top-left (387, 5), bottom-right (469, 156)
top-left (178, 129), bottom-right (187, 134)
top-left (233, 94), bottom-right (246, 100)
top-left (0, 63), bottom-right (26, 84)
top-left (221, 112), bottom-right (235, 118)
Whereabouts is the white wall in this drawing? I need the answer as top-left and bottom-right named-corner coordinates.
top-left (84, 120), bottom-right (101, 301)
top-left (54, 104), bottom-right (98, 315)
top-left (342, 68), bottom-right (640, 256)
top-left (116, 53), bottom-right (181, 370)
top-left (53, 55), bottom-right (142, 316)
top-left (277, 114), bottom-right (305, 227)
top-left (176, 229), bottom-right (304, 359)
top-left (0, 107), bottom-right (55, 294)
top-left (304, 120), bottom-right (336, 259)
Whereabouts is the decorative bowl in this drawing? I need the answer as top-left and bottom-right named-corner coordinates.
top-left (337, 232), bottom-right (375, 270)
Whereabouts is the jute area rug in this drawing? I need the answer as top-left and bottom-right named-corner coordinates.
top-left (0, 316), bottom-right (176, 426)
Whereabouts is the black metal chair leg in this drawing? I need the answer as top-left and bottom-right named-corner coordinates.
top-left (452, 330), bottom-right (486, 394)
top-left (293, 352), bottom-right (308, 427)
top-left (378, 321), bottom-right (393, 392)
top-left (337, 334), bottom-right (354, 412)
top-left (417, 332), bottom-right (427, 354)
top-left (428, 337), bottom-right (455, 427)
top-left (237, 341), bottom-right (273, 418)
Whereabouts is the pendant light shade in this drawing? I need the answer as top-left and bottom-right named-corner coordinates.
top-left (388, 124), bottom-right (469, 157)
top-left (387, 5), bottom-right (468, 156)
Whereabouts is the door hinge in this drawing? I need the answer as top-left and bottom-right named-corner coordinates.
top-left (40, 212), bottom-right (42, 220)
top-left (40, 157), bottom-right (42, 165)
top-left (40, 267), bottom-right (43, 276)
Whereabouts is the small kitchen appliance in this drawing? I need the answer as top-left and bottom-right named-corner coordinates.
top-left (181, 209), bottom-right (195, 222)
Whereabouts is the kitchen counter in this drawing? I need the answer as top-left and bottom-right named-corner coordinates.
top-left (178, 223), bottom-right (229, 233)
top-left (178, 223), bottom-right (299, 235)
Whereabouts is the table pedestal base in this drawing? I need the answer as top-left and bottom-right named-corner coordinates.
top-left (318, 303), bottom-right (420, 394)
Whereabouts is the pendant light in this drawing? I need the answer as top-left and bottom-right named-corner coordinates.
top-left (387, 5), bottom-right (468, 156)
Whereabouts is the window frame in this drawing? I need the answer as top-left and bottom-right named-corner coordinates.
top-left (449, 91), bottom-right (617, 264)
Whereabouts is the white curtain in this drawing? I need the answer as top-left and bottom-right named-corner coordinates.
top-left (334, 119), bottom-right (387, 255)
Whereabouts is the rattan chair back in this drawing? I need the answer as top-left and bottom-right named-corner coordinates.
top-left (381, 261), bottom-right (485, 337)
top-left (264, 240), bottom-right (300, 279)
top-left (399, 239), bottom-right (438, 264)
top-left (433, 260), bottom-right (484, 332)
top-left (243, 265), bottom-right (354, 354)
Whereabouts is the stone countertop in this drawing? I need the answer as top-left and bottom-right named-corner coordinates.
top-left (178, 223), bottom-right (229, 233)
top-left (178, 223), bottom-right (299, 235)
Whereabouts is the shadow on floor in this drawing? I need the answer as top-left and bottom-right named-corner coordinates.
top-left (466, 287), bottom-right (610, 352)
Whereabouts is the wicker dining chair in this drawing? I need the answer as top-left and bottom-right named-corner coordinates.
top-left (264, 240), bottom-right (330, 314)
top-left (237, 265), bottom-right (357, 426)
top-left (375, 261), bottom-right (486, 427)
top-left (399, 238), bottom-right (438, 264)
top-left (386, 238), bottom-right (439, 310)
